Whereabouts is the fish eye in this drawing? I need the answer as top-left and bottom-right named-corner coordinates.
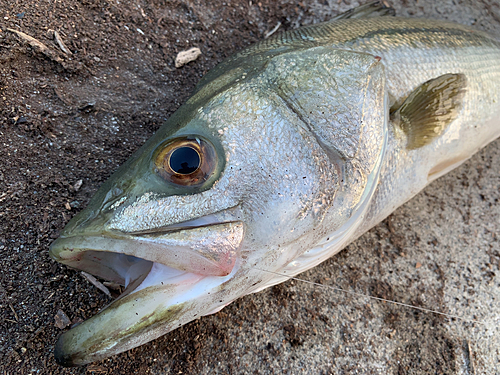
top-left (154, 137), bottom-right (217, 186)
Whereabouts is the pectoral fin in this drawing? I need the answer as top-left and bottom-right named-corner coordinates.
top-left (391, 73), bottom-right (467, 150)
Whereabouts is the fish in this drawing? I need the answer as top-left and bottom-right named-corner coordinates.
top-left (49, 1), bottom-right (500, 367)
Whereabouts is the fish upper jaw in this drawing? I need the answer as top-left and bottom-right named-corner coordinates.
top-left (50, 221), bottom-right (245, 280)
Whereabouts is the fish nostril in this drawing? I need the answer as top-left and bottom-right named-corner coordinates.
top-left (113, 187), bottom-right (123, 197)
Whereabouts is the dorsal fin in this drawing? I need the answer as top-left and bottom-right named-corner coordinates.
top-left (391, 73), bottom-right (467, 150)
top-left (329, 1), bottom-right (395, 21)
top-left (192, 2), bottom-right (396, 99)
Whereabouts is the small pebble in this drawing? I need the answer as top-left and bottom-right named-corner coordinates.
top-left (175, 47), bottom-right (201, 68)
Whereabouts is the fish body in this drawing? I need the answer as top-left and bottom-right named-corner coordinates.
top-left (49, 3), bottom-right (500, 366)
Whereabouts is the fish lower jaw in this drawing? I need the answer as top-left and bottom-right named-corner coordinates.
top-left (53, 261), bottom-right (206, 367)
top-left (50, 242), bottom-right (210, 366)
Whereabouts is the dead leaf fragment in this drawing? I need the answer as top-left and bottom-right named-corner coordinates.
top-left (87, 365), bottom-right (109, 374)
top-left (73, 179), bottom-right (83, 191)
top-left (81, 271), bottom-right (111, 297)
top-left (175, 47), bottom-right (201, 68)
top-left (54, 309), bottom-right (71, 329)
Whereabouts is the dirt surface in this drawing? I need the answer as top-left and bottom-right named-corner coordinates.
top-left (1, 1), bottom-right (499, 374)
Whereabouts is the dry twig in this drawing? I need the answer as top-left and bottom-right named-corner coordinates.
top-left (9, 303), bottom-right (19, 322)
top-left (7, 28), bottom-right (64, 64)
top-left (265, 22), bottom-right (282, 39)
top-left (54, 30), bottom-right (72, 55)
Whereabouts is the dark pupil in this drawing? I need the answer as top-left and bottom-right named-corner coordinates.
top-left (169, 147), bottom-right (200, 174)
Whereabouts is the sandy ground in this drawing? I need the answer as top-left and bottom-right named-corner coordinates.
top-left (1, 0), bottom-right (499, 374)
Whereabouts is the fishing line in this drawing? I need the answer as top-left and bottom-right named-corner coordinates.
top-left (254, 268), bottom-right (485, 325)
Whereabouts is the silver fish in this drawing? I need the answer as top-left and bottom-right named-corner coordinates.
top-left (49, 2), bottom-right (500, 366)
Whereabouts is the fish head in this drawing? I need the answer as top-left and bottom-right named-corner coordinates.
top-left (49, 46), bottom-right (387, 366)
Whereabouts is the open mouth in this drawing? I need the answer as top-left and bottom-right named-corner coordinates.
top-left (49, 219), bottom-right (244, 366)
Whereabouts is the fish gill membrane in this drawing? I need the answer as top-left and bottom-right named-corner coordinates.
top-left (48, 1), bottom-right (500, 368)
